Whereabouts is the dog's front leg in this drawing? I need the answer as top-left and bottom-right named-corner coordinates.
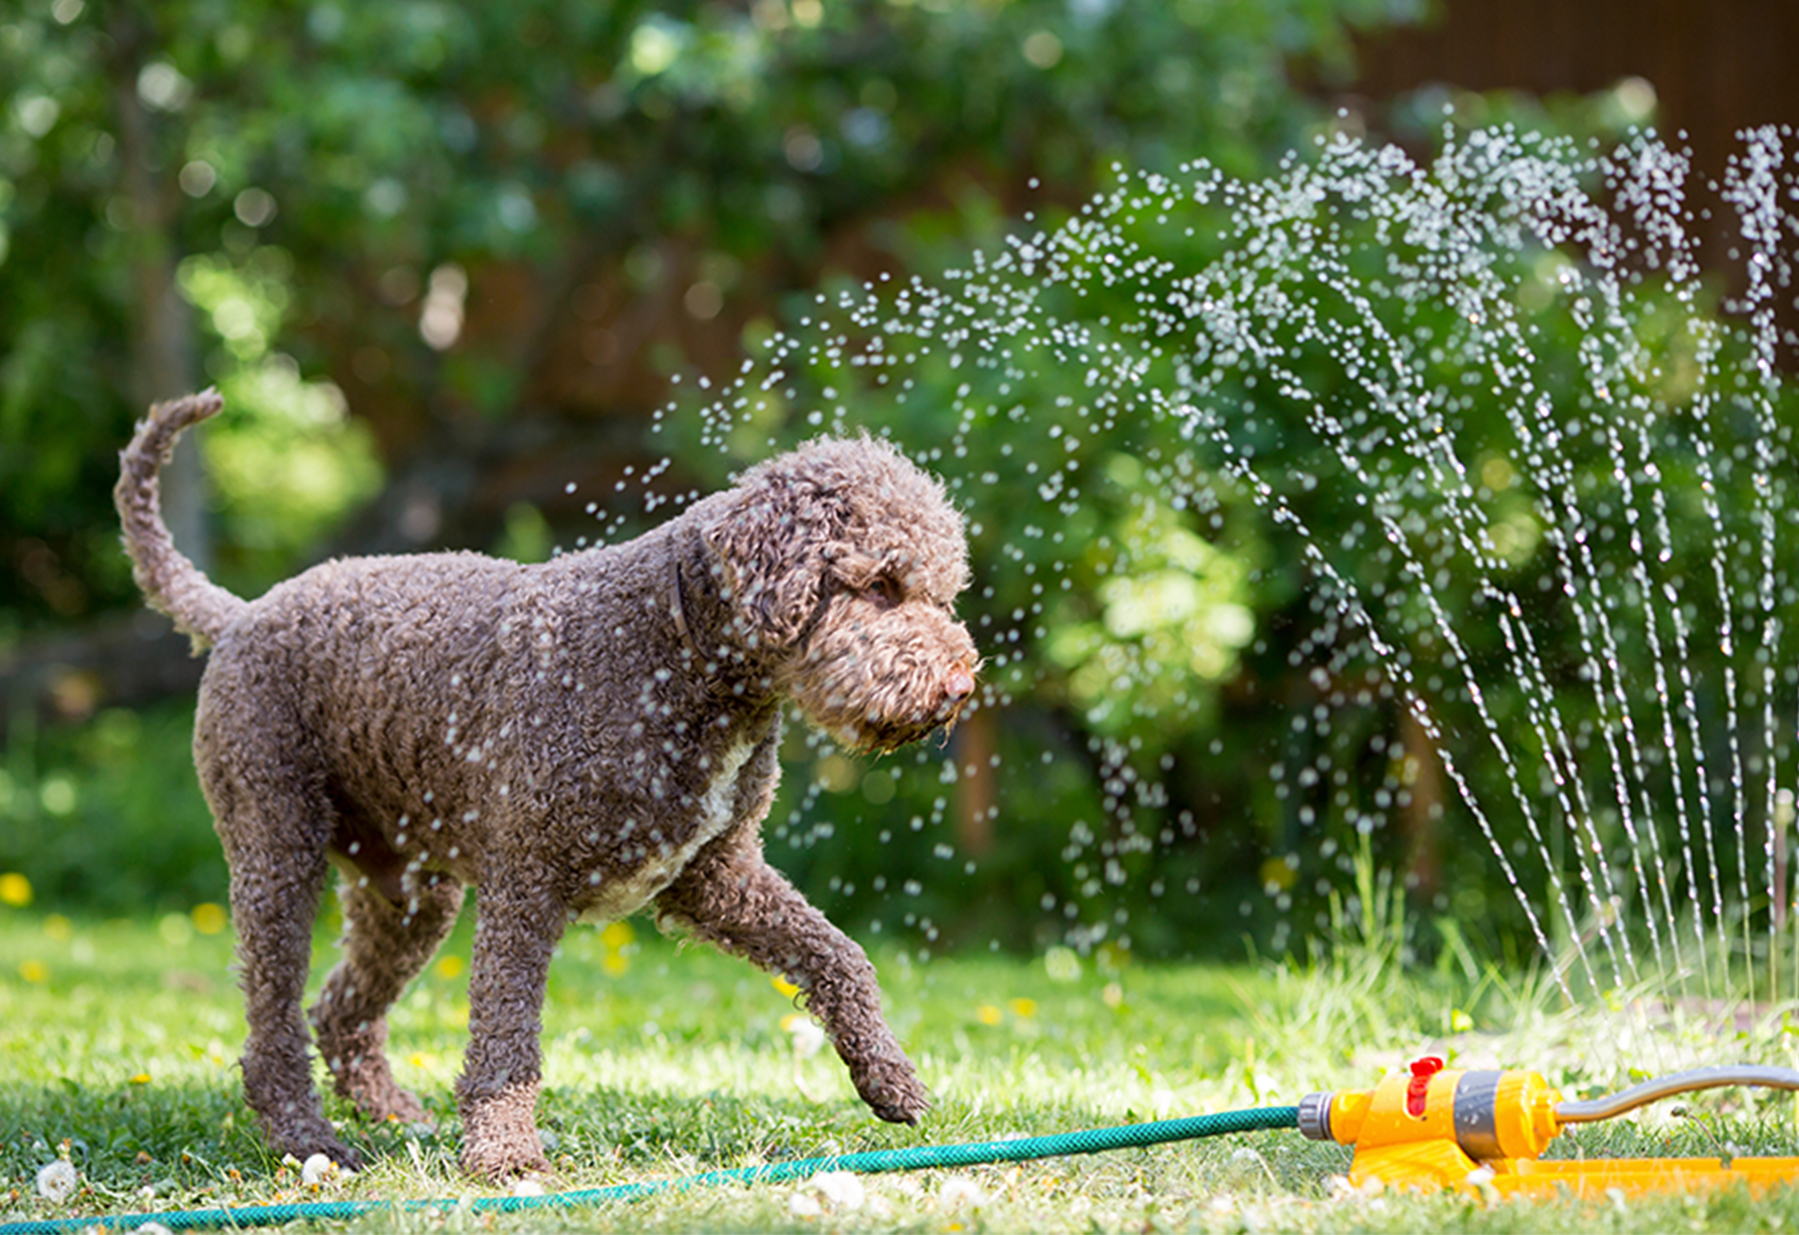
top-left (456, 878), bottom-right (566, 1179)
top-left (656, 831), bottom-right (929, 1124)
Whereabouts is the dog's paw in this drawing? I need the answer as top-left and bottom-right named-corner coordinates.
top-left (458, 1080), bottom-right (551, 1181)
top-left (460, 1142), bottom-right (552, 1182)
top-left (851, 1057), bottom-right (931, 1125)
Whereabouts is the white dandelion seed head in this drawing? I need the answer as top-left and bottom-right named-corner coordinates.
top-left (810, 1170), bottom-right (865, 1211)
top-left (36, 1159), bottom-right (78, 1202)
top-left (300, 1153), bottom-right (342, 1186)
top-left (936, 1175), bottom-right (986, 1210)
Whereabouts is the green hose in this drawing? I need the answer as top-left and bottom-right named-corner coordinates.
top-left (0, 1106), bottom-right (1301, 1234)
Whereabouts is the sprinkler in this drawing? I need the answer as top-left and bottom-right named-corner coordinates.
top-left (1298, 1058), bottom-right (1799, 1196)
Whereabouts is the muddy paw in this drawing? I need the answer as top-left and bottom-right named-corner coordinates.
top-left (458, 1079), bottom-right (549, 1181)
top-left (460, 1141), bottom-right (552, 1182)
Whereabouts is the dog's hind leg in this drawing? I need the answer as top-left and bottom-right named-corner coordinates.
top-left (311, 874), bottom-right (463, 1126)
top-left (656, 829), bottom-right (930, 1125)
top-left (196, 684), bottom-right (357, 1167)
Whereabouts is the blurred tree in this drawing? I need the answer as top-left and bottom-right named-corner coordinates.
top-left (2, 0), bottom-right (1464, 942)
top-left (0, 0), bottom-right (1416, 649)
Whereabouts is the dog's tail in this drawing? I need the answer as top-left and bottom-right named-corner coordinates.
top-left (114, 389), bottom-right (247, 649)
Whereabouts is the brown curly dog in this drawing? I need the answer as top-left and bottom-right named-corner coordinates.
top-left (115, 390), bottom-right (978, 1179)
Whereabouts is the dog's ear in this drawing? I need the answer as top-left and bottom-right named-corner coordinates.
top-left (704, 480), bottom-right (844, 650)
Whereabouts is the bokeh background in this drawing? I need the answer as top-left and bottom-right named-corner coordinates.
top-left (3, 0), bottom-right (1797, 964)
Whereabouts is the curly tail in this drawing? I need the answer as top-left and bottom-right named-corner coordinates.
top-left (114, 389), bottom-right (246, 649)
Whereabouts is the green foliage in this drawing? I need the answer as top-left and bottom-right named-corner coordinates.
top-left (177, 247), bottom-right (384, 590)
top-left (0, 0), bottom-right (1417, 630)
top-left (0, 0), bottom-right (1459, 960)
top-left (667, 90), bottom-right (1799, 975)
top-left (11, 0), bottom-right (1778, 989)
top-left (0, 702), bottom-right (224, 916)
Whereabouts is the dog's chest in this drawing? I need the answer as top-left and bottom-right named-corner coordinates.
top-left (575, 734), bottom-right (758, 923)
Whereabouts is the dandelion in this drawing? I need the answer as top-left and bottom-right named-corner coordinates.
top-left (0, 872), bottom-right (32, 908)
top-left (433, 954), bottom-right (465, 980)
top-left (19, 959), bottom-right (48, 983)
top-left (975, 1004), bottom-right (1003, 1026)
top-left (600, 920), bottom-right (633, 975)
top-left (810, 1170), bottom-right (865, 1211)
top-left (130, 1072), bottom-right (152, 1085)
top-left (771, 973), bottom-right (800, 998)
top-left (36, 1160), bottom-right (78, 1203)
top-left (190, 903), bottom-right (228, 935)
top-left (936, 1175), bottom-right (986, 1209)
top-left (300, 1154), bottom-right (342, 1186)
top-left (1006, 997), bottom-right (1038, 1018)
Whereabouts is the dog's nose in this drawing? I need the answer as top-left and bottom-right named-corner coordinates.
top-left (943, 665), bottom-right (975, 702)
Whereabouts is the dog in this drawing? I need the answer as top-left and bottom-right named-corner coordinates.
top-left (115, 390), bottom-right (978, 1179)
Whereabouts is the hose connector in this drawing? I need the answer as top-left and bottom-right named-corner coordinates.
top-left (1296, 1090), bottom-right (1333, 1141)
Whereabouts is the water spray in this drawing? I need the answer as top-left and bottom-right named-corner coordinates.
top-left (8, 1062), bottom-right (1798, 1232)
top-left (1298, 1058), bottom-right (1799, 1197)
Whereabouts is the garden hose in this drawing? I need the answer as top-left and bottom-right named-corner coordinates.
top-left (0, 1105), bottom-right (1300, 1234)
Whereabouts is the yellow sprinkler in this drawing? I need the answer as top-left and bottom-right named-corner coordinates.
top-left (1298, 1058), bottom-right (1799, 1197)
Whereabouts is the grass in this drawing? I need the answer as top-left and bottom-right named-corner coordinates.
top-left (4, 909), bottom-right (1799, 1233)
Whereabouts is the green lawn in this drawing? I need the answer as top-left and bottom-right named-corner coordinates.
top-left (3, 909), bottom-right (1799, 1232)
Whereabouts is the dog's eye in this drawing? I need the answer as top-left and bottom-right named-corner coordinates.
top-left (866, 577), bottom-right (901, 607)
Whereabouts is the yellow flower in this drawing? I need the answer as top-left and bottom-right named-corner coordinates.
top-left (1007, 998), bottom-right (1038, 1019)
top-left (0, 872), bottom-right (32, 908)
top-left (434, 954), bottom-right (465, 980)
top-left (191, 903), bottom-right (228, 935)
top-left (43, 914), bottom-right (72, 941)
top-left (130, 1073), bottom-right (152, 1085)
top-left (1257, 857), bottom-right (1297, 892)
top-left (600, 921), bottom-right (635, 949)
top-left (975, 1004), bottom-right (1003, 1026)
top-left (19, 959), bottom-right (47, 983)
top-left (602, 952), bottom-right (629, 976)
top-left (771, 975), bottom-right (800, 998)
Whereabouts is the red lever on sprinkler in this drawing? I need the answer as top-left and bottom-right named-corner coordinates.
top-left (1404, 1056), bottom-right (1444, 1118)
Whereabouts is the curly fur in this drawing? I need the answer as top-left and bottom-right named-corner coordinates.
top-left (115, 391), bottom-right (979, 1179)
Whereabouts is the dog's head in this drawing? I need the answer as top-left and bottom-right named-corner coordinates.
top-left (703, 434), bottom-right (979, 752)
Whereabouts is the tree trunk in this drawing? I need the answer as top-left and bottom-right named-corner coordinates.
top-left (108, 8), bottom-right (209, 573)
